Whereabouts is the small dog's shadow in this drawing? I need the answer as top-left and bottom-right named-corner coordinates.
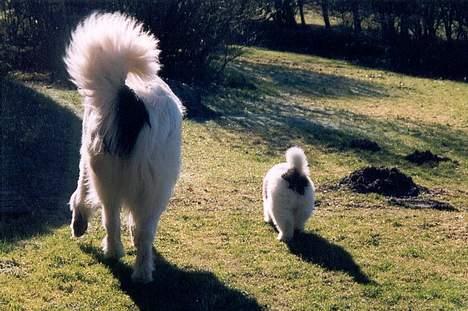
top-left (80, 244), bottom-right (262, 311)
top-left (286, 231), bottom-right (373, 285)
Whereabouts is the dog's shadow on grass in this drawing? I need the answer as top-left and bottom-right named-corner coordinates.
top-left (80, 244), bottom-right (262, 311)
top-left (287, 231), bottom-right (373, 285)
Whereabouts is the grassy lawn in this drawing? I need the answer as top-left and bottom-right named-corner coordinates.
top-left (1, 47), bottom-right (467, 310)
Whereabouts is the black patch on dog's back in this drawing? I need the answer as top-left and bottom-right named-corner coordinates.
top-left (281, 168), bottom-right (309, 195)
top-left (104, 85), bottom-right (151, 157)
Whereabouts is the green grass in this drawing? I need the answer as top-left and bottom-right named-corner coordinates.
top-left (1, 47), bottom-right (467, 310)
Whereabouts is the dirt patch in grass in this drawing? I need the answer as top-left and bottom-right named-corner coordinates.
top-left (349, 138), bottom-right (381, 151)
top-left (388, 198), bottom-right (457, 211)
top-left (339, 167), bottom-right (457, 211)
top-left (341, 166), bottom-right (420, 197)
top-left (405, 150), bottom-right (451, 166)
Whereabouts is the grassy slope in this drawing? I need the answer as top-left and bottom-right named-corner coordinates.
top-left (1, 48), bottom-right (467, 310)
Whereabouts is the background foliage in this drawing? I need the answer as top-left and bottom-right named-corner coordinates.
top-left (257, 0), bottom-right (468, 79)
top-left (0, 0), bottom-right (260, 82)
top-left (1, 0), bottom-right (467, 81)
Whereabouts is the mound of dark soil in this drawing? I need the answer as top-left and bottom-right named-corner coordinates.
top-left (349, 139), bottom-right (381, 152)
top-left (341, 166), bottom-right (420, 197)
top-left (388, 198), bottom-right (456, 211)
top-left (405, 150), bottom-right (450, 165)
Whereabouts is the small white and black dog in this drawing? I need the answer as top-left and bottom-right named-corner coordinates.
top-left (262, 147), bottom-right (315, 242)
top-left (64, 12), bottom-right (184, 283)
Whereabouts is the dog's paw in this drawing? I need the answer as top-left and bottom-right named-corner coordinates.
top-left (277, 232), bottom-right (292, 242)
top-left (70, 192), bottom-right (89, 237)
top-left (102, 238), bottom-right (125, 259)
top-left (132, 265), bottom-right (154, 283)
top-left (71, 211), bottom-right (88, 238)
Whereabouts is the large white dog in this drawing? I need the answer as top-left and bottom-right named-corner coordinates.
top-left (65, 12), bottom-right (184, 283)
top-left (263, 147), bottom-right (315, 242)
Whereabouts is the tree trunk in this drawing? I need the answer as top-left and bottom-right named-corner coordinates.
top-left (351, 1), bottom-right (361, 34)
top-left (422, 3), bottom-right (437, 39)
top-left (274, 0), bottom-right (283, 26)
top-left (400, 13), bottom-right (409, 40)
top-left (274, 0), bottom-right (297, 27)
top-left (298, 0), bottom-right (306, 26)
top-left (442, 3), bottom-right (454, 41)
top-left (321, 0), bottom-right (331, 29)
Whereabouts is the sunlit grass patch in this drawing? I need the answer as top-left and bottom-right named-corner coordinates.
top-left (1, 47), bottom-right (467, 310)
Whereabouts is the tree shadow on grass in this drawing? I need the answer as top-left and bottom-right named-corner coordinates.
top-left (81, 244), bottom-right (263, 311)
top-left (207, 88), bottom-right (401, 163)
top-left (287, 231), bottom-right (372, 285)
top-left (205, 60), bottom-right (467, 170)
top-left (0, 79), bottom-right (80, 247)
top-left (236, 61), bottom-right (389, 99)
top-left (205, 60), bottom-right (393, 154)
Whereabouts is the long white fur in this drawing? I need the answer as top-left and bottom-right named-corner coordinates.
top-left (262, 147), bottom-right (315, 241)
top-left (65, 12), bottom-right (184, 283)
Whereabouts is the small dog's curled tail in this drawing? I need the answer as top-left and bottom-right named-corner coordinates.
top-left (286, 146), bottom-right (309, 174)
top-left (64, 12), bottom-right (160, 100)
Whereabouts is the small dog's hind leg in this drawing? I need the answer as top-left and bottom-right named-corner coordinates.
top-left (262, 179), bottom-right (273, 223)
top-left (294, 205), bottom-right (313, 233)
top-left (271, 207), bottom-right (294, 242)
top-left (276, 223), bottom-right (294, 242)
top-left (263, 200), bottom-right (273, 223)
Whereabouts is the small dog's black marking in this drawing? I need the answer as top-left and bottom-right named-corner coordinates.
top-left (281, 168), bottom-right (309, 195)
top-left (104, 85), bottom-right (151, 157)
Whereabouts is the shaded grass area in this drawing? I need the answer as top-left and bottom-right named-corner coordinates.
top-left (0, 79), bottom-right (80, 248)
top-left (1, 48), bottom-right (467, 310)
top-left (287, 231), bottom-right (372, 284)
top-left (81, 245), bottom-right (262, 311)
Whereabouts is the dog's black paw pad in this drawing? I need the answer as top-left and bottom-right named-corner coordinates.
top-left (72, 212), bottom-right (88, 237)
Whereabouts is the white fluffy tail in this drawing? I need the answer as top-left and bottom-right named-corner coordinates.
top-left (286, 146), bottom-right (308, 173)
top-left (64, 12), bottom-right (160, 100)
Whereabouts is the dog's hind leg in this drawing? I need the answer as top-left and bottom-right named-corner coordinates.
top-left (131, 213), bottom-right (158, 283)
top-left (102, 198), bottom-right (125, 259)
top-left (101, 200), bottom-right (125, 259)
top-left (130, 190), bottom-right (171, 283)
top-left (89, 155), bottom-right (125, 259)
top-left (70, 155), bottom-right (92, 237)
top-left (127, 212), bottom-right (136, 247)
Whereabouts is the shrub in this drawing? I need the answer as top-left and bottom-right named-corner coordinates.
top-left (0, 0), bottom-right (259, 82)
